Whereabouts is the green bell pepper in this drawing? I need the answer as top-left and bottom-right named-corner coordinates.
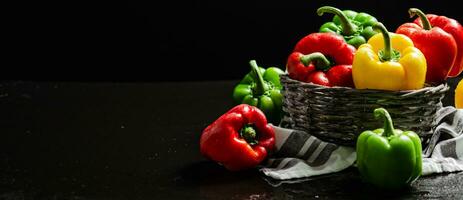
top-left (233, 60), bottom-right (284, 124)
top-left (356, 108), bottom-right (422, 189)
top-left (317, 6), bottom-right (378, 48)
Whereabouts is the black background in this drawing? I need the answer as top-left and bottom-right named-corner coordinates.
top-left (7, 0), bottom-right (463, 81)
top-left (2, 1), bottom-right (463, 198)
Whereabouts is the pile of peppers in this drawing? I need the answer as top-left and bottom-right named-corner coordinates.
top-left (198, 6), bottom-right (463, 189)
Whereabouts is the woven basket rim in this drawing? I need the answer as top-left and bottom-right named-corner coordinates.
top-left (280, 74), bottom-right (449, 94)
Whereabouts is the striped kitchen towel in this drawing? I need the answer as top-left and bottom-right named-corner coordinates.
top-left (422, 106), bottom-right (463, 175)
top-left (259, 125), bottom-right (356, 180)
top-left (260, 106), bottom-right (463, 181)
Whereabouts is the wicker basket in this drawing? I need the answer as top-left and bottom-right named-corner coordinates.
top-left (279, 74), bottom-right (449, 147)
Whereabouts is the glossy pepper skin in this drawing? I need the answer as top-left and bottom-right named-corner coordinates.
top-left (353, 23), bottom-right (427, 91)
top-left (200, 104), bottom-right (275, 171)
top-left (233, 60), bottom-right (284, 124)
top-left (396, 8), bottom-right (458, 84)
top-left (413, 12), bottom-right (463, 77)
top-left (287, 32), bottom-right (356, 87)
top-left (357, 108), bottom-right (422, 189)
top-left (317, 6), bottom-right (378, 48)
top-left (456, 79), bottom-right (463, 109)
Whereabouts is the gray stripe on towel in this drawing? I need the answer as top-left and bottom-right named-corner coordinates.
top-left (308, 143), bottom-right (339, 167)
top-left (281, 158), bottom-right (302, 169)
top-left (268, 158), bottom-right (282, 168)
top-left (301, 139), bottom-right (322, 160)
top-left (297, 136), bottom-right (316, 157)
top-left (276, 158), bottom-right (293, 169)
top-left (307, 142), bottom-right (327, 163)
top-left (274, 130), bottom-right (310, 157)
top-left (440, 141), bottom-right (457, 158)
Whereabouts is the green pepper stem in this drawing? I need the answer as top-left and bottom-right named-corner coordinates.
top-left (374, 108), bottom-right (395, 137)
top-left (240, 125), bottom-right (258, 145)
top-left (317, 6), bottom-right (356, 35)
top-left (300, 52), bottom-right (331, 71)
top-left (373, 22), bottom-right (392, 61)
top-left (249, 60), bottom-right (268, 96)
top-left (409, 8), bottom-right (432, 30)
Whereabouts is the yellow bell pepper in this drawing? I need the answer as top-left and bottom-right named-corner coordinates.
top-left (456, 79), bottom-right (463, 108)
top-left (353, 23), bottom-right (427, 91)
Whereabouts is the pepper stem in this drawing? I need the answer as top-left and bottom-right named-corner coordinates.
top-left (374, 108), bottom-right (395, 137)
top-left (249, 60), bottom-right (268, 96)
top-left (300, 52), bottom-right (331, 71)
top-left (240, 124), bottom-right (258, 145)
top-left (317, 6), bottom-right (356, 35)
top-left (373, 22), bottom-right (392, 61)
top-left (409, 8), bottom-right (432, 30)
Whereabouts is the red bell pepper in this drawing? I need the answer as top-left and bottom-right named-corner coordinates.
top-left (396, 8), bottom-right (461, 84)
top-left (415, 11), bottom-right (463, 78)
top-left (286, 32), bottom-right (356, 87)
top-left (200, 104), bottom-right (275, 171)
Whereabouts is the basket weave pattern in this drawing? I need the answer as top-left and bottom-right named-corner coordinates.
top-left (280, 74), bottom-right (449, 146)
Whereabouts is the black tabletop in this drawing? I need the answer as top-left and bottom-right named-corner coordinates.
top-left (0, 78), bottom-right (462, 199)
